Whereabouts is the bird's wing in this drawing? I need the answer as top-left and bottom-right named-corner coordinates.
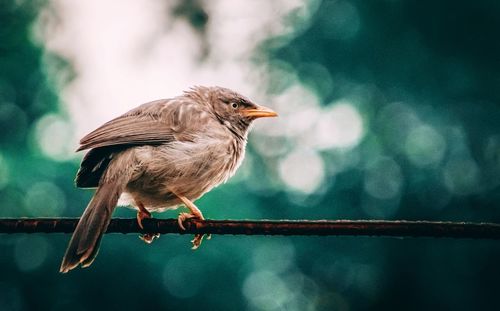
top-left (77, 98), bottom-right (205, 151)
top-left (77, 116), bottom-right (175, 151)
top-left (75, 98), bottom-right (216, 188)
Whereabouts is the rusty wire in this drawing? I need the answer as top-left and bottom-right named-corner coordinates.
top-left (1, 218), bottom-right (500, 239)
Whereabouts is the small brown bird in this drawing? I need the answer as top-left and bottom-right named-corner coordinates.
top-left (60, 86), bottom-right (277, 273)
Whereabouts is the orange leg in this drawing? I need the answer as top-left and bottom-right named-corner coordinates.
top-left (172, 192), bottom-right (208, 249)
top-left (135, 201), bottom-right (160, 244)
top-left (136, 202), bottom-right (151, 230)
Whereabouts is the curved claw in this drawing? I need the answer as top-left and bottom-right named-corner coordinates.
top-left (177, 212), bottom-right (198, 230)
top-left (139, 233), bottom-right (160, 244)
top-left (191, 234), bottom-right (204, 249)
top-left (172, 193), bottom-right (208, 249)
top-left (177, 212), bottom-right (209, 250)
top-left (136, 208), bottom-right (151, 230)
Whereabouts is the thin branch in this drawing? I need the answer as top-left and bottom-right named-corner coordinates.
top-left (1, 218), bottom-right (500, 239)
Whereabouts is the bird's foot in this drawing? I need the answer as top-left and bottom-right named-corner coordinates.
top-left (191, 234), bottom-right (205, 250)
top-left (136, 207), bottom-right (160, 244)
top-left (177, 212), bottom-right (203, 230)
top-left (136, 208), bottom-right (151, 230)
top-left (173, 193), bottom-right (210, 249)
top-left (139, 233), bottom-right (160, 244)
top-left (177, 212), bottom-right (209, 249)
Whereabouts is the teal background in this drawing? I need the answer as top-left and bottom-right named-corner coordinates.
top-left (1, 1), bottom-right (500, 310)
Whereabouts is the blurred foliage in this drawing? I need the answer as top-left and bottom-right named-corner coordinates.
top-left (1, 0), bottom-right (500, 311)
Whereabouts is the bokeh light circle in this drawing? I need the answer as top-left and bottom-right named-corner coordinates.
top-left (278, 149), bottom-right (325, 194)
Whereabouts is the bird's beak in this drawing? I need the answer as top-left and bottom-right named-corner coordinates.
top-left (242, 105), bottom-right (278, 118)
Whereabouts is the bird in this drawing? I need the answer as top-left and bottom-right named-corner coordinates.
top-left (59, 86), bottom-right (277, 273)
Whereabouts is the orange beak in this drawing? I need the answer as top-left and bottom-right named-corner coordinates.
top-left (242, 105), bottom-right (278, 119)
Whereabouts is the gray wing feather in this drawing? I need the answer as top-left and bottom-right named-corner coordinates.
top-left (77, 117), bottom-right (176, 151)
top-left (74, 98), bottom-right (208, 188)
top-left (77, 98), bottom-right (203, 151)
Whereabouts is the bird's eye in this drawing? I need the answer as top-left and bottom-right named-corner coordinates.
top-left (231, 102), bottom-right (239, 109)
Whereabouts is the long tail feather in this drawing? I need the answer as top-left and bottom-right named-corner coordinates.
top-left (60, 181), bottom-right (123, 273)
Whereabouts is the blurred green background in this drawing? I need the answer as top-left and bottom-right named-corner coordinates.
top-left (1, 0), bottom-right (500, 310)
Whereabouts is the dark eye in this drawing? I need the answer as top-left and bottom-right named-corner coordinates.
top-left (231, 102), bottom-right (239, 109)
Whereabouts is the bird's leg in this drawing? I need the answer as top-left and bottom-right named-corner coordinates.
top-left (135, 201), bottom-right (160, 244)
top-left (173, 193), bottom-right (208, 249)
top-left (136, 202), bottom-right (150, 230)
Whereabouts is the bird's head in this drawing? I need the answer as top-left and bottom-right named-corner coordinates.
top-left (187, 86), bottom-right (278, 138)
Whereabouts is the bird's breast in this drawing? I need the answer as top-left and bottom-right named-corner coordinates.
top-left (123, 135), bottom-right (246, 210)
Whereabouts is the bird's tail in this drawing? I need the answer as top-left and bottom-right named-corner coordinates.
top-left (60, 181), bottom-right (123, 273)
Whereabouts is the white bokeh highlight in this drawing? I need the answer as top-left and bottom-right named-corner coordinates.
top-left (35, 0), bottom-right (365, 196)
top-left (313, 100), bottom-right (364, 150)
top-left (35, 0), bottom-right (318, 139)
top-left (279, 149), bottom-right (325, 194)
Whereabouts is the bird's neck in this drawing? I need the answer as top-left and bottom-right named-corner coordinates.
top-left (226, 124), bottom-right (246, 141)
top-left (220, 118), bottom-right (251, 142)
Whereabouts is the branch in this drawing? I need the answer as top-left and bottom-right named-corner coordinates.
top-left (1, 218), bottom-right (500, 239)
